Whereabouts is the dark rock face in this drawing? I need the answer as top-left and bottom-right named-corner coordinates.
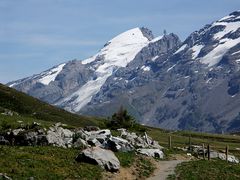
top-left (7, 11), bottom-right (240, 133)
top-left (140, 27), bottom-right (154, 40)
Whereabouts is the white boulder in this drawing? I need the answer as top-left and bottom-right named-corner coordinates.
top-left (76, 147), bottom-right (120, 172)
top-left (137, 148), bottom-right (164, 158)
top-left (46, 124), bottom-right (74, 148)
top-left (218, 153), bottom-right (239, 163)
top-left (108, 136), bottom-right (134, 152)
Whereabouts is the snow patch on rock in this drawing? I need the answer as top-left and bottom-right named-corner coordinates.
top-left (38, 63), bottom-right (66, 85)
top-left (141, 65), bottom-right (151, 72)
top-left (213, 21), bottom-right (240, 40)
top-left (200, 38), bottom-right (240, 67)
top-left (191, 44), bottom-right (204, 59)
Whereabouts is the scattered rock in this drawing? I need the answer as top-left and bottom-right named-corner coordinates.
top-left (87, 138), bottom-right (102, 147)
top-left (1, 111), bottom-right (14, 116)
top-left (0, 173), bottom-right (12, 180)
top-left (107, 136), bottom-right (134, 152)
top-left (24, 131), bottom-right (48, 146)
top-left (217, 153), bottom-right (239, 163)
top-left (84, 126), bottom-right (100, 131)
top-left (89, 129), bottom-right (111, 140)
top-left (137, 148), bottom-right (164, 158)
top-left (12, 129), bottom-right (24, 136)
top-left (0, 136), bottom-right (10, 145)
top-left (74, 129), bottom-right (89, 141)
top-left (76, 147), bottom-right (120, 172)
top-left (191, 145), bottom-right (239, 163)
top-left (73, 138), bottom-right (89, 149)
top-left (209, 151), bottom-right (219, 159)
top-left (46, 124), bottom-right (73, 148)
top-left (118, 129), bottom-right (163, 149)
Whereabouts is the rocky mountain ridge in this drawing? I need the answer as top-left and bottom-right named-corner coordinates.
top-left (8, 11), bottom-right (240, 133)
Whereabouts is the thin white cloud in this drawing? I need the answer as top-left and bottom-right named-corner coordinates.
top-left (24, 35), bottom-right (103, 46)
top-left (0, 33), bottom-right (103, 47)
top-left (0, 53), bottom-right (44, 60)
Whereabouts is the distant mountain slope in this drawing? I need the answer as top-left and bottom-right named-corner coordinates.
top-left (0, 83), bottom-right (100, 127)
top-left (7, 11), bottom-right (240, 133)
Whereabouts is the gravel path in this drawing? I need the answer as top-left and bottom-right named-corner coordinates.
top-left (147, 160), bottom-right (186, 180)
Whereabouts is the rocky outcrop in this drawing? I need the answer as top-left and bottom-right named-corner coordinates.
top-left (1, 122), bottom-right (74, 147)
top-left (73, 127), bottom-right (164, 170)
top-left (3, 126), bottom-right (48, 146)
top-left (46, 123), bottom-right (74, 148)
top-left (76, 147), bottom-right (120, 172)
top-left (1, 123), bottom-right (164, 156)
top-left (118, 129), bottom-right (163, 149)
top-left (1, 122), bottom-right (165, 171)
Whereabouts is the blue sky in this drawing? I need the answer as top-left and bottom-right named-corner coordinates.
top-left (0, 0), bottom-right (239, 83)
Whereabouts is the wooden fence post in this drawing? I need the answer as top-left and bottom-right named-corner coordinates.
top-left (169, 136), bottom-right (172, 149)
top-left (189, 135), bottom-right (192, 152)
top-left (202, 143), bottom-right (205, 160)
top-left (207, 144), bottom-right (210, 160)
top-left (226, 145), bottom-right (229, 162)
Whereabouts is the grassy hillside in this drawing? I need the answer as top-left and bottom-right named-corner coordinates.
top-left (0, 83), bottom-right (240, 179)
top-left (0, 83), bottom-right (104, 127)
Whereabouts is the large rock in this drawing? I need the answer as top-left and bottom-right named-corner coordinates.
top-left (137, 148), bottom-right (164, 158)
top-left (46, 123), bottom-right (73, 148)
top-left (107, 136), bottom-right (134, 152)
top-left (76, 147), bottom-right (120, 172)
top-left (218, 153), bottom-right (239, 163)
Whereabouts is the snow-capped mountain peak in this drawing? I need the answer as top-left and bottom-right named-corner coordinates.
top-left (56, 27), bottom-right (152, 112)
top-left (82, 27), bottom-right (150, 66)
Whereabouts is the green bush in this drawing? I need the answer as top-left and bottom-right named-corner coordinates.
top-left (106, 106), bottom-right (136, 130)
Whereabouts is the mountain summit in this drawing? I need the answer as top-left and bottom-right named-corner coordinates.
top-left (8, 11), bottom-right (240, 133)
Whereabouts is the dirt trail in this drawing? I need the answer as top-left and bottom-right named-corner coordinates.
top-left (147, 160), bottom-right (186, 180)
